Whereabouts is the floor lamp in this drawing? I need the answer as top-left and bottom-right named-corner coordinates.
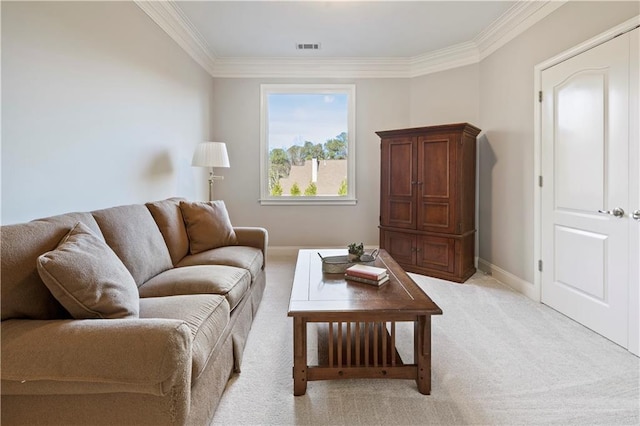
top-left (191, 142), bottom-right (230, 201)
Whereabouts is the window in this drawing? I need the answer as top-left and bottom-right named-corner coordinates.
top-left (260, 84), bottom-right (356, 205)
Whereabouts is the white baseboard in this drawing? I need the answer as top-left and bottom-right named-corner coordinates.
top-left (267, 246), bottom-right (300, 257)
top-left (268, 245), bottom-right (379, 258)
top-left (477, 258), bottom-right (540, 302)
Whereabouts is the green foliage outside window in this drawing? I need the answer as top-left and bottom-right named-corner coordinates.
top-left (338, 179), bottom-right (348, 196)
top-left (269, 148), bottom-right (291, 189)
top-left (290, 182), bottom-right (301, 196)
top-left (304, 182), bottom-right (317, 196)
top-left (301, 141), bottom-right (325, 161)
top-left (271, 181), bottom-right (283, 196)
top-left (324, 132), bottom-right (348, 159)
top-left (287, 145), bottom-right (305, 166)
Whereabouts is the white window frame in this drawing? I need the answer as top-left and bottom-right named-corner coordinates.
top-left (259, 83), bottom-right (356, 205)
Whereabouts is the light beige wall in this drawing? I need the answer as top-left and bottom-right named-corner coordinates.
top-left (409, 63), bottom-right (480, 127)
top-left (211, 78), bottom-right (410, 247)
top-left (478, 1), bottom-right (639, 283)
top-left (1, 1), bottom-right (214, 224)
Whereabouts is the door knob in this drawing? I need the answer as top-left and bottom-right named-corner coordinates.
top-left (633, 210), bottom-right (640, 221)
top-left (598, 207), bottom-right (625, 218)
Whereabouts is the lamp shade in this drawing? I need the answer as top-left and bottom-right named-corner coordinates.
top-left (191, 142), bottom-right (230, 168)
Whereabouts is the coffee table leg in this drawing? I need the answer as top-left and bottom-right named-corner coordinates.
top-left (293, 316), bottom-right (308, 396)
top-left (415, 315), bottom-right (431, 395)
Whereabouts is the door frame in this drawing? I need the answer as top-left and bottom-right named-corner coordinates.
top-left (533, 16), bottom-right (639, 352)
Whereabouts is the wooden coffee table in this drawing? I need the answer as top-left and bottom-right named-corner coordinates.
top-left (287, 249), bottom-right (442, 396)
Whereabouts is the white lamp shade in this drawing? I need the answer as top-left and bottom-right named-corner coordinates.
top-left (191, 142), bottom-right (230, 168)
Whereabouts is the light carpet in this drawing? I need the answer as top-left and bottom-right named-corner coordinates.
top-left (211, 253), bottom-right (639, 425)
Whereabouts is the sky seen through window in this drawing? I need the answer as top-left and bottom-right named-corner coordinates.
top-left (267, 93), bottom-right (348, 150)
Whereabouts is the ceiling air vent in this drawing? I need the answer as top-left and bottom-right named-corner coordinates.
top-left (296, 43), bottom-right (321, 50)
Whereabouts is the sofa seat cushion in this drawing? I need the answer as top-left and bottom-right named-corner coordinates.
top-left (139, 295), bottom-right (229, 381)
top-left (139, 265), bottom-right (250, 312)
top-left (177, 246), bottom-right (264, 281)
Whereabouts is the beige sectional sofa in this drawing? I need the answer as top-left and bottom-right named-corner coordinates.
top-left (1, 197), bottom-right (267, 425)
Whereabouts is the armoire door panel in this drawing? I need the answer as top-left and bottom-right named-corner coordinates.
top-left (420, 202), bottom-right (450, 229)
top-left (382, 231), bottom-right (416, 265)
top-left (417, 235), bottom-right (455, 273)
top-left (388, 141), bottom-right (414, 197)
top-left (417, 134), bottom-right (458, 234)
top-left (381, 137), bottom-right (416, 229)
top-left (419, 138), bottom-right (450, 198)
top-left (387, 200), bottom-right (414, 228)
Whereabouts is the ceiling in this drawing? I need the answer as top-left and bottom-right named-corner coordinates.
top-left (136, 1), bottom-right (564, 77)
top-left (176, 1), bottom-right (516, 58)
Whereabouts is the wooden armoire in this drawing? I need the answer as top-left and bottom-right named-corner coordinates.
top-left (376, 123), bottom-right (481, 283)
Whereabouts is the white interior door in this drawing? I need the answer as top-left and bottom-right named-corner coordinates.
top-left (629, 28), bottom-right (639, 355)
top-left (541, 30), bottom-right (638, 349)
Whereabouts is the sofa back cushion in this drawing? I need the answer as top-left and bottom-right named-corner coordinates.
top-left (179, 200), bottom-right (238, 255)
top-left (37, 222), bottom-right (140, 319)
top-left (1, 212), bottom-right (103, 320)
top-left (146, 197), bottom-right (189, 266)
top-left (92, 204), bottom-right (173, 287)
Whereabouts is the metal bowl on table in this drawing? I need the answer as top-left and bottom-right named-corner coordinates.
top-left (318, 249), bottom-right (379, 274)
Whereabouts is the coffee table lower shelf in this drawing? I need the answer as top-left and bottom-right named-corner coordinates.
top-left (292, 317), bottom-right (433, 396)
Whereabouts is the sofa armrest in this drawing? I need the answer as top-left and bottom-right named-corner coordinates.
top-left (1, 318), bottom-right (192, 397)
top-left (234, 227), bottom-right (268, 263)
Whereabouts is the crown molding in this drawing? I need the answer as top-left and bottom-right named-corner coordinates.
top-left (211, 57), bottom-right (412, 79)
top-left (475, 0), bottom-right (567, 60)
top-left (408, 41), bottom-right (479, 78)
top-left (136, 0), bottom-right (563, 79)
top-left (134, 0), bottom-right (217, 75)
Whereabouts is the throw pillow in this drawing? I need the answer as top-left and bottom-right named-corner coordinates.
top-left (36, 222), bottom-right (139, 319)
top-left (179, 200), bottom-right (238, 254)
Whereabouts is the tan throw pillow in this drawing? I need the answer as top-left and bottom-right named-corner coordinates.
top-left (180, 200), bottom-right (238, 254)
top-left (36, 222), bottom-right (139, 319)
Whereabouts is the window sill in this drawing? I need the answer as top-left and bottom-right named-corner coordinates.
top-left (259, 198), bottom-right (357, 206)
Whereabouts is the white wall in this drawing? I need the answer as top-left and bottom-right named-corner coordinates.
top-left (210, 78), bottom-right (409, 247)
top-left (409, 63), bottom-right (480, 127)
top-left (1, 1), bottom-right (214, 224)
top-left (478, 1), bottom-right (639, 285)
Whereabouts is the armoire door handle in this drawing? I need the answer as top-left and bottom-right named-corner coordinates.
top-left (633, 210), bottom-right (640, 221)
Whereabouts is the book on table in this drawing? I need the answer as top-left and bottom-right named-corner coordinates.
top-left (344, 274), bottom-right (390, 287)
top-left (345, 264), bottom-right (388, 280)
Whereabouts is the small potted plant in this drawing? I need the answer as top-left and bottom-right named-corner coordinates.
top-left (347, 242), bottom-right (364, 262)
